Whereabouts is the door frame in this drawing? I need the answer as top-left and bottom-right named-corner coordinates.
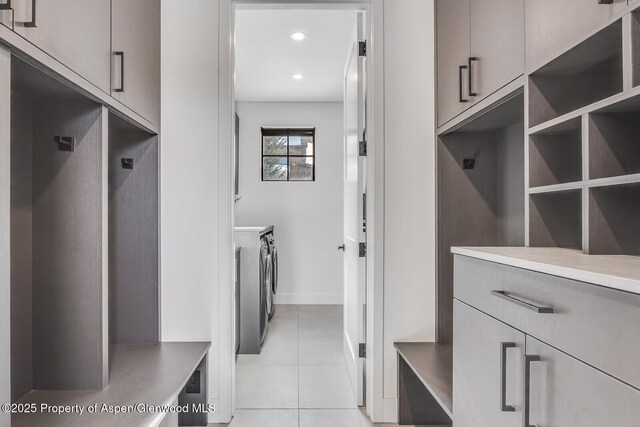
top-left (216, 0), bottom-right (386, 423)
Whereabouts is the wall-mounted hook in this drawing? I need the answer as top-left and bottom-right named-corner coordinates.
top-left (54, 136), bottom-right (75, 152)
top-left (121, 158), bottom-right (134, 170)
top-left (462, 158), bottom-right (476, 170)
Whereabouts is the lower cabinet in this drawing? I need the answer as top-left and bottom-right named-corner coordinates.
top-left (453, 255), bottom-right (640, 426)
top-left (526, 337), bottom-right (640, 427)
top-left (453, 300), bottom-right (523, 427)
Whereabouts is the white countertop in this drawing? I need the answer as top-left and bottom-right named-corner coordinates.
top-left (452, 247), bottom-right (640, 295)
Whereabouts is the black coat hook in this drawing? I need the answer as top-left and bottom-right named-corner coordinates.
top-left (54, 136), bottom-right (75, 152)
top-left (121, 158), bottom-right (134, 170)
top-left (462, 158), bottom-right (476, 170)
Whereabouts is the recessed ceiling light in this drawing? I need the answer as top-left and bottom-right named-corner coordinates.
top-left (290, 32), bottom-right (306, 41)
top-left (292, 73), bottom-right (304, 80)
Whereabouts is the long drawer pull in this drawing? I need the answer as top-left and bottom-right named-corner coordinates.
top-left (524, 355), bottom-right (541, 427)
top-left (491, 291), bottom-right (554, 314)
top-left (500, 342), bottom-right (516, 412)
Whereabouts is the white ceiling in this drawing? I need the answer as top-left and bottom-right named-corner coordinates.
top-left (234, 9), bottom-right (357, 102)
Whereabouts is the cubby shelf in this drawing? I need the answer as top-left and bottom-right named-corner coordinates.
top-left (528, 19), bottom-right (623, 128)
top-left (526, 7), bottom-right (640, 257)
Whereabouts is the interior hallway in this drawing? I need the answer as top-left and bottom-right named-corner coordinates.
top-left (213, 305), bottom-right (401, 426)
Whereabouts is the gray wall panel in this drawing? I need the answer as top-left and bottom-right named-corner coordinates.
top-left (0, 45), bottom-right (11, 427)
top-left (108, 115), bottom-right (159, 344)
top-left (10, 92), bottom-right (34, 402)
top-left (32, 98), bottom-right (106, 390)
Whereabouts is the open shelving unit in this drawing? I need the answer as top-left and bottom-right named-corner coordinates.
top-left (437, 92), bottom-right (525, 344)
top-left (526, 5), bottom-right (640, 257)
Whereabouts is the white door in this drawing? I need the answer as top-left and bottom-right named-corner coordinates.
top-left (343, 13), bottom-right (366, 407)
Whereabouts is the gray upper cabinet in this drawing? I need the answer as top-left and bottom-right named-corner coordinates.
top-left (437, 0), bottom-right (471, 127)
top-left (526, 336), bottom-right (640, 427)
top-left (469, 0), bottom-right (524, 102)
top-left (525, 0), bottom-right (628, 69)
top-left (111, 0), bottom-right (161, 127)
top-left (453, 300), bottom-right (523, 427)
top-left (437, 0), bottom-right (524, 127)
top-left (12, 0), bottom-right (111, 93)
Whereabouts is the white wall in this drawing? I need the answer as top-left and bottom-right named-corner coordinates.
top-left (160, 0), bottom-right (221, 421)
top-left (382, 0), bottom-right (436, 421)
top-left (235, 101), bottom-right (345, 304)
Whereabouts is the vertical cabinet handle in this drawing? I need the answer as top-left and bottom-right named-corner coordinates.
top-left (459, 65), bottom-right (468, 103)
top-left (114, 51), bottom-right (125, 92)
top-left (468, 57), bottom-right (478, 97)
top-left (500, 342), bottom-right (516, 412)
top-left (0, 0), bottom-right (11, 11)
top-left (524, 355), bottom-right (541, 427)
top-left (24, 0), bottom-right (36, 27)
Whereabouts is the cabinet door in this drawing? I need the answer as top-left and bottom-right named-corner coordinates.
top-left (13, 0), bottom-right (111, 92)
top-left (525, 0), bottom-right (628, 69)
top-left (526, 336), bottom-right (640, 426)
top-left (436, 0), bottom-right (470, 127)
top-left (111, 0), bottom-right (160, 126)
top-left (469, 0), bottom-right (524, 102)
top-left (453, 300), bottom-right (523, 427)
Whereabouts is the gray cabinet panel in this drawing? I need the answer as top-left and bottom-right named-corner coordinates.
top-left (470, 0), bottom-right (524, 101)
top-left (111, 0), bottom-right (161, 126)
top-left (525, 0), bottom-right (628, 68)
top-left (437, 0), bottom-right (470, 126)
top-left (454, 255), bottom-right (640, 390)
top-left (0, 44), bottom-right (10, 426)
top-left (453, 300), bottom-right (523, 427)
top-left (526, 336), bottom-right (640, 426)
top-left (12, 0), bottom-right (111, 92)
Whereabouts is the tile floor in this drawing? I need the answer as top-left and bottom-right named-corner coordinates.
top-left (211, 305), bottom-right (401, 427)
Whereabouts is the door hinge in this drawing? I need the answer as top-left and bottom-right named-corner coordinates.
top-left (359, 242), bottom-right (367, 258)
top-left (359, 343), bottom-right (366, 358)
top-left (359, 139), bottom-right (367, 156)
top-left (358, 40), bottom-right (367, 57)
top-left (362, 194), bottom-right (367, 233)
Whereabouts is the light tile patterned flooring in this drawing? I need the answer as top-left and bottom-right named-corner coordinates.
top-left (211, 305), bottom-right (401, 427)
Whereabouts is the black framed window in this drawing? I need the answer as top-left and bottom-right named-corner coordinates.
top-left (261, 127), bottom-right (316, 181)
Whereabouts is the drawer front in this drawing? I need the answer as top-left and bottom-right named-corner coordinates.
top-left (526, 336), bottom-right (640, 426)
top-left (454, 254), bottom-right (640, 390)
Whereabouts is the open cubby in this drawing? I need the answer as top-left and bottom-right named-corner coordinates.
top-left (529, 117), bottom-right (583, 187)
top-left (108, 113), bottom-right (159, 346)
top-left (529, 190), bottom-right (582, 249)
top-left (589, 183), bottom-right (640, 255)
top-left (437, 93), bottom-right (525, 343)
top-left (588, 110), bottom-right (640, 180)
top-left (10, 59), bottom-right (107, 400)
top-left (632, 10), bottom-right (640, 88)
top-left (529, 20), bottom-right (623, 128)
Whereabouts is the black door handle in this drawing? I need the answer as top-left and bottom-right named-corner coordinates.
top-left (338, 244), bottom-right (345, 251)
top-left (0, 0), bottom-right (11, 11)
top-left (114, 51), bottom-right (125, 92)
top-left (500, 342), bottom-right (516, 412)
top-left (459, 65), bottom-right (468, 103)
top-left (524, 355), bottom-right (541, 427)
top-left (468, 57), bottom-right (478, 97)
top-left (491, 291), bottom-right (554, 314)
top-left (24, 0), bottom-right (36, 27)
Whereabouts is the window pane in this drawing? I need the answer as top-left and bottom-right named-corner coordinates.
top-left (289, 157), bottom-right (314, 181)
top-left (289, 136), bottom-right (314, 155)
top-left (263, 136), bottom-right (288, 155)
top-left (263, 157), bottom-right (288, 181)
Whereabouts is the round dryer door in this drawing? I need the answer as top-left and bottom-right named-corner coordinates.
top-left (271, 244), bottom-right (278, 294)
top-left (264, 253), bottom-right (274, 317)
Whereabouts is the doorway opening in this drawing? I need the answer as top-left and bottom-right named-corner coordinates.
top-left (228, 4), bottom-right (371, 426)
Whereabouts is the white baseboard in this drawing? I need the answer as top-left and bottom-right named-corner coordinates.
top-left (274, 293), bottom-right (342, 305)
top-left (381, 397), bottom-right (398, 423)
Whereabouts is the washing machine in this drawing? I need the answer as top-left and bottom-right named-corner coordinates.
top-left (266, 232), bottom-right (278, 319)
